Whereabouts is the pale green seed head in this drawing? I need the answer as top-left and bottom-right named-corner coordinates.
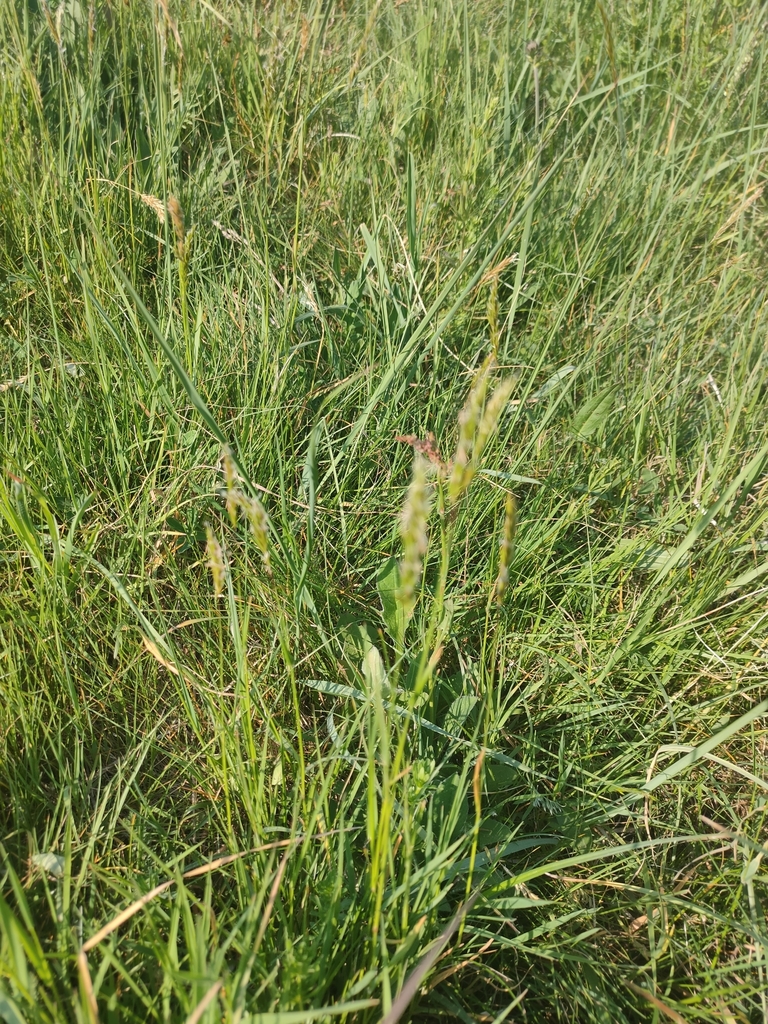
top-left (495, 493), bottom-right (517, 605)
top-left (397, 454), bottom-right (432, 618)
top-left (471, 377), bottom-right (516, 467)
top-left (239, 493), bottom-right (272, 573)
top-left (205, 526), bottom-right (226, 597)
top-left (448, 355), bottom-right (494, 502)
top-left (222, 448), bottom-right (239, 526)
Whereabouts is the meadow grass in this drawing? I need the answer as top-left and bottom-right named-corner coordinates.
top-left (1, 0), bottom-right (768, 1021)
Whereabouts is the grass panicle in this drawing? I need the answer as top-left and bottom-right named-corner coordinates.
top-left (205, 525), bottom-right (226, 598)
top-left (494, 493), bottom-right (517, 606)
top-left (448, 356), bottom-right (494, 502)
top-left (397, 453), bottom-right (433, 621)
top-left (239, 494), bottom-right (272, 573)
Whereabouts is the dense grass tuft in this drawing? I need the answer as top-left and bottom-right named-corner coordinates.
top-left (1, 1), bottom-right (768, 1021)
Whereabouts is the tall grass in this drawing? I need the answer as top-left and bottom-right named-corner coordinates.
top-left (1, 0), bottom-right (768, 1021)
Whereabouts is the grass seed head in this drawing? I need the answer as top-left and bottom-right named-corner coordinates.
top-left (205, 525), bottom-right (226, 597)
top-left (222, 448), bottom-right (239, 525)
top-left (240, 494), bottom-right (272, 573)
top-left (448, 355), bottom-right (494, 502)
top-left (394, 431), bottom-right (446, 474)
top-left (494, 493), bottom-right (517, 605)
top-left (167, 195), bottom-right (186, 257)
top-left (397, 453), bottom-right (432, 617)
top-left (157, 0), bottom-right (183, 53)
top-left (473, 378), bottom-right (514, 468)
top-left (487, 275), bottom-right (500, 353)
top-left (299, 14), bottom-right (310, 59)
top-left (140, 193), bottom-right (166, 223)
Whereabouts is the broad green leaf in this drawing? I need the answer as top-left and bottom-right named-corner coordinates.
top-left (484, 763), bottom-right (520, 792)
top-left (362, 646), bottom-right (387, 696)
top-left (634, 543), bottom-right (674, 573)
top-left (532, 365), bottom-right (577, 399)
top-left (0, 992), bottom-right (26, 1024)
top-left (445, 695), bottom-right (478, 735)
top-left (302, 679), bottom-right (535, 776)
top-left (741, 854), bottom-right (764, 886)
top-left (479, 469), bottom-right (541, 485)
top-left (377, 556), bottom-right (405, 649)
top-left (609, 537), bottom-right (682, 573)
top-left (638, 468), bottom-right (659, 494)
top-left (572, 388), bottom-right (615, 438)
top-left (724, 557), bottom-right (768, 594)
top-left (337, 613), bottom-right (377, 661)
top-left (485, 895), bottom-right (552, 910)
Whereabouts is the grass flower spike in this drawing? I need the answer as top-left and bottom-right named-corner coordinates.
top-left (494, 493), bottom-right (517, 605)
top-left (240, 494), bottom-right (272, 573)
top-left (222, 447), bottom-right (239, 525)
top-left (205, 525), bottom-right (226, 597)
top-left (397, 453), bottom-right (432, 619)
top-left (474, 378), bottom-right (515, 462)
top-left (448, 356), bottom-right (493, 502)
top-left (140, 193), bottom-right (166, 223)
top-left (449, 363), bottom-right (514, 501)
top-left (167, 195), bottom-right (186, 258)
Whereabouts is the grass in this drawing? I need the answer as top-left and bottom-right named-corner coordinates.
top-left (1, 0), bottom-right (768, 1020)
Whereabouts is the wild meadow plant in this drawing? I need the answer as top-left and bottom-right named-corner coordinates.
top-left (1, 0), bottom-right (768, 1021)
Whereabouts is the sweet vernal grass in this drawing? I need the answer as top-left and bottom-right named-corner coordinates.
top-left (1, 0), bottom-right (768, 1021)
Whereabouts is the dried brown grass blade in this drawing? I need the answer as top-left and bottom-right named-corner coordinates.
top-left (378, 889), bottom-right (481, 1024)
top-left (624, 981), bottom-right (687, 1024)
top-left (157, 0), bottom-right (183, 53)
top-left (425, 935), bottom-right (494, 991)
top-left (82, 880), bottom-right (173, 952)
top-left (184, 980), bottom-right (223, 1024)
top-left (77, 948), bottom-right (100, 1024)
top-left (142, 636), bottom-right (180, 676)
top-left (76, 839), bottom-right (300, 1021)
top-left (713, 184), bottom-right (763, 241)
top-left (82, 838), bottom-right (295, 952)
top-left (253, 844), bottom-right (292, 954)
top-left (0, 375), bottom-right (28, 392)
